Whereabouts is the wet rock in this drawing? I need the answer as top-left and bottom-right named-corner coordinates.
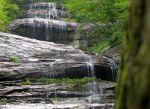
top-left (0, 80), bottom-right (115, 107)
top-left (8, 18), bottom-right (77, 44)
top-left (0, 103), bottom-right (114, 109)
top-left (24, 9), bottom-right (68, 19)
top-left (0, 32), bottom-right (115, 81)
top-left (28, 2), bottom-right (64, 10)
top-left (101, 44), bottom-right (121, 65)
top-left (0, 32), bottom-right (81, 80)
top-left (26, 2), bottom-right (68, 20)
top-left (8, 2), bottom-right (74, 45)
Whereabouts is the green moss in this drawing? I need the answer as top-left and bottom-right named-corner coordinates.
top-left (10, 55), bottom-right (20, 63)
top-left (24, 77), bottom-right (96, 85)
top-left (22, 80), bottom-right (31, 85)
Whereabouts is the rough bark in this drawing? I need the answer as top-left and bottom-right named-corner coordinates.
top-left (116, 0), bottom-right (150, 109)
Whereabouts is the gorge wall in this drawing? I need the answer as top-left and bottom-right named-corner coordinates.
top-left (8, 2), bottom-right (77, 46)
top-left (4, 2), bottom-right (118, 81)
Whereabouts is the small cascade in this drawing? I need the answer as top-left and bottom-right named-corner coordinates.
top-left (27, 2), bottom-right (67, 20)
top-left (103, 56), bottom-right (118, 81)
top-left (15, 18), bottom-right (69, 43)
top-left (81, 52), bottom-right (102, 103)
top-left (5, 2), bottom-right (116, 108)
top-left (8, 2), bottom-right (75, 44)
top-left (28, 3), bottom-right (58, 19)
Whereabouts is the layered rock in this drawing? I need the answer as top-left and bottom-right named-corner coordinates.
top-left (101, 44), bottom-right (121, 65)
top-left (24, 10), bottom-right (68, 19)
top-left (8, 2), bottom-right (76, 45)
top-left (8, 18), bottom-right (77, 44)
top-left (0, 32), bottom-right (115, 81)
top-left (26, 2), bottom-right (68, 19)
top-left (28, 2), bottom-right (64, 10)
top-left (0, 80), bottom-right (115, 107)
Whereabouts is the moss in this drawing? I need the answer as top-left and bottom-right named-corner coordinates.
top-left (10, 55), bottom-right (20, 63)
top-left (22, 80), bottom-right (31, 85)
top-left (23, 77), bottom-right (96, 85)
top-left (115, 0), bottom-right (150, 109)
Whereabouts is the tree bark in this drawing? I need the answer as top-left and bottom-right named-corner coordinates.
top-left (116, 0), bottom-right (150, 109)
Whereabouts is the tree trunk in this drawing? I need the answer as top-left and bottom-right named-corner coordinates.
top-left (116, 0), bottom-right (150, 109)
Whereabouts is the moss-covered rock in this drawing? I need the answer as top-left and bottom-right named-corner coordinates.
top-left (116, 0), bottom-right (150, 109)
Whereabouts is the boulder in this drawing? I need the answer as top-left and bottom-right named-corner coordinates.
top-left (101, 44), bottom-right (121, 65)
top-left (0, 32), bottom-right (116, 81)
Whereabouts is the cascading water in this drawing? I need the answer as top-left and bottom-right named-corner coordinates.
top-left (23, 2), bottom-right (70, 43)
top-left (1, 1), bottom-right (116, 109)
top-left (28, 3), bottom-right (59, 19)
top-left (103, 56), bottom-right (118, 81)
top-left (80, 52), bottom-right (102, 104)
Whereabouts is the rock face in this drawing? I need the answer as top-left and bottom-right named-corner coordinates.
top-left (0, 32), bottom-right (115, 81)
top-left (25, 2), bottom-right (68, 19)
top-left (5, 1), bottom-right (118, 81)
top-left (0, 80), bottom-right (115, 109)
top-left (8, 18), bottom-right (77, 44)
top-left (8, 2), bottom-right (76, 45)
top-left (101, 44), bottom-right (121, 65)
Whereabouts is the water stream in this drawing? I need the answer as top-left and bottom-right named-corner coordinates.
top-left (103, 56), bottom-right (118, 81)
top-left (28, 3), bottom-right (59, 19)
top-left (0, 2), bottom-right (116, 109)
top-left (25, 2), bottom-right (69, 43)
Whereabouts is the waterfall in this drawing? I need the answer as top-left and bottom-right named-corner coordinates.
top-left (103, 56), bottom-right (118, 81)
top-left (28, 3), bottom-right (59, 19)
top-left (80, 52), bottom-right (101, 103)
top-left (23, 2), bottom-right (69, 43)
top-left (8, 2), bottom-right (75, 45)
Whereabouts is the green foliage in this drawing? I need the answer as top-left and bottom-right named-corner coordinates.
top-left (0, 0), bottom-right (128, 53)
top-left (89, 41), bottom-right (110, 54)
top-left (0, 0), bottom-right (20, 32)
top-left (24, 77), bottom-right (96, 85)
top-left (0, 0), bottom-right (64, 32)
top-left (64, 0), bottom-right (128, 23)
top-left (22, 80), bottom-right (31, 85)
top-left (10, 55), bottom-right (20, 63)
top-left (65, 0), bottom-right (114, 23)
top-left (65, 0), bottom-right (128, 52)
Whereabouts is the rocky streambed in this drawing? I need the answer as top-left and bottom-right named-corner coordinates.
top-left (0, 80), bottom-right (115, 109)
top-left (0, 1), bottom-right (120, 108)
top-left (0, 32), bottom-right (117, 109)
top-left (0, 32), bottom-right (117, 108)
top-left (0, 32), bottom-right (116, 81)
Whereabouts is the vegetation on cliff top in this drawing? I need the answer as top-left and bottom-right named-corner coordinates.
top-left (64, 0), bottom-right (128, 53)
top-left (0, 0), bottom-right (128, 53)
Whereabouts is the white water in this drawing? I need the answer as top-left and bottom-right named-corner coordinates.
top-left (0, 103), bottom-right (114, 109)
top-left (28, 3), bottom-right (59, 19)
top-left (25, 1), bottom-right (68, 42)
top-left (103, 56), bottom-right (117, 81)
top-left (80, 52), bottom-right (102, 104)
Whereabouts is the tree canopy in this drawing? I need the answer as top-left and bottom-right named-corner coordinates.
top-left (0, 0), bottom-right (128, 53)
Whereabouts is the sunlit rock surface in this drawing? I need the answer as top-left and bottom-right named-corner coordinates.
top-left (0, 32), bottom-right (115, 81)
top-left (0, 103), bottom-right (114, 109)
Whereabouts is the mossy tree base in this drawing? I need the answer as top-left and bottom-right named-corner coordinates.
top-left (116, 0), bottom-right (150, 109)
